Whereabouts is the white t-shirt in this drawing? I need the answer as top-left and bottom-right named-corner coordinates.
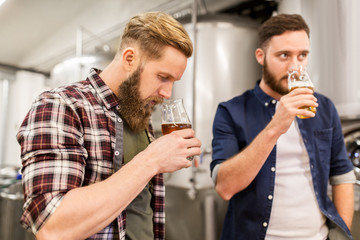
top-left (265, 119), bottom-right (328, 240)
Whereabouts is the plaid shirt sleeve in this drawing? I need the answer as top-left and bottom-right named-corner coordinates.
top-left (17, 90), bottom-right (87, 234)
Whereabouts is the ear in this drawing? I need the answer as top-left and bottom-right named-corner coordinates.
top-left (255, 48), bottom-right (265, 66)
top-left (121, 47), bottom-right (136, 72)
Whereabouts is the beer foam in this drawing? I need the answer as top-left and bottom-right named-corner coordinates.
top-left (288, 80), bottom-right (314, 90)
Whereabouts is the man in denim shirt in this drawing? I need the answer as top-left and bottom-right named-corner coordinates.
top-left (211, 14), bottom-right (356, 240)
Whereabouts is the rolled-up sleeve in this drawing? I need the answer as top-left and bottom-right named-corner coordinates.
top-left (329, 170), bottom-right (356, 185)
top-left (211, 103), bottom-right (244, 174)
top-left (17, 91), bottom-right (87, 233)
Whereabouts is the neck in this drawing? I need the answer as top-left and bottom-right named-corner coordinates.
top-left (99, 60), bottom-right (126, 97)
top-left (259, 78), bottom-right (283, 101)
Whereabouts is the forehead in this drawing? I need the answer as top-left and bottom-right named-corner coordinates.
top-left (266, 30), bottom-right (310, 53)
top-left (142, 46), bottom-right (187, 80)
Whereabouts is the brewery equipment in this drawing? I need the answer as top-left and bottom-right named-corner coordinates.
top-left (151, 14), bottom-right (261, 240)
top-left (343, 119), bottom-right (360, 185)
top-left (342, 118), bottom-right (360, 239)
top-left (152, 14), bottom-right (261, 190)
top-left (0, 167), bottom-right (34, 240)
top-left (50, 26), bottom-right (113, 88)
top-left (50, 51), bottom-right (112, 88)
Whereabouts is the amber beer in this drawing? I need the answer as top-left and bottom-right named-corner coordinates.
top-left (161, 123), bottom-right (192, 135)
top-left (289, 85), bottom-right (317, 119)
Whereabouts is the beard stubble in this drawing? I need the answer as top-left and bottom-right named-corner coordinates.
top-left (263, 57), bottom-right (289, 96)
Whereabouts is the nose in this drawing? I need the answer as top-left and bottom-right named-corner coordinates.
top-left (158, 82), bottom-right (173, 99)
top-left (288, 57), bottom-right (306, 72)
top-left (288, 62), bottom-right (301, 72)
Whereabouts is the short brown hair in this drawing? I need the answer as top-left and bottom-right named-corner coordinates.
top-left (119, 12), bottom-right (193, 60)
top-left (258, 14), bottom-right (310, 49)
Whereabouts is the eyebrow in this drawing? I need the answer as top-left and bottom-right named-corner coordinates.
top-left (275, 50), bottom-right (310, 55)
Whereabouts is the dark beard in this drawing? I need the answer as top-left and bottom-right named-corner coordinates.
top-left (117, 67), bottom-right (163, 133)
top-left (263, 58), bottom-right (289, 96)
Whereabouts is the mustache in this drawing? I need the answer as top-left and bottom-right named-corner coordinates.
top-left (281, 75), bottom-right (288, 81)
top-left (145, 96), bottom-right (164, 105)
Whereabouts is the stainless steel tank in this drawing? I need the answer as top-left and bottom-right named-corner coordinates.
top-left (152, 14), bottom-right (261, 190)
top-left (152, 14), bottom-right (261, 240)
top-left (49, 51), bottom-right (112, 88)
top-left (0, 168), bottom-right (34, 240)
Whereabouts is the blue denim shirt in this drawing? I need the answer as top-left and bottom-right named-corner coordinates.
top-left (211, 82), bottom-right (354, 240)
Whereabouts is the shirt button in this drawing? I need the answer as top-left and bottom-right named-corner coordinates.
top-left (272, 99), bottom-right (276, 104)
top-left (114, 151), bottom-right (120, 156)
top-left (268, 195), bottom-right (273, 200)
top-left (271, 167), bottom-right (276, 172)
top-left (264, 102), bottom-right (269, 106)
top-left (263, 222), bottom-right (268, 227)
top-left (117, 118), bottom-right (122, 123)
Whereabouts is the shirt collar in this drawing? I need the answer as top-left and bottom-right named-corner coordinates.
top-left (87, 68), bottom-right (119, 110)
top-left (253, 80), bottom-right (278, 108)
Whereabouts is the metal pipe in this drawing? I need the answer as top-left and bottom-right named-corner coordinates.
top-left (188, 0), bottom-right (198, 201)
top-left (0, 63), bottom-right (49, 77)
top-left (204, 194), bottom-right (216, 240)
top-left (76, 27), bottom-right (83, 58)
top-left (75, 27), bottom-right (84, 81)
top-left (0, 78), bottom-right (9, 167)
top-left (191, 0), bottom-right (198, 132)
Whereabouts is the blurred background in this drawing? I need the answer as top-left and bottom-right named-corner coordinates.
top-left (0, 0), bottom-right (359, 239)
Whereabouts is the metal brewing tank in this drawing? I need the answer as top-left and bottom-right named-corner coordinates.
top-left (0, 168), bottom-right (34, 240)
top-left (153, 14), bottom-right (261, 190)
top-left (50, 51), bottom-right (112, 88)
top-left (153, 14), bottom-right (262, 240)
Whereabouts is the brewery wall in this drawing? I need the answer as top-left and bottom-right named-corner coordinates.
top-left (0, 0), bottom-right (360, 239)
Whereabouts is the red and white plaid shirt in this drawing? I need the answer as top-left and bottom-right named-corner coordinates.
top-left (17, 69), bottom-right (165, 239)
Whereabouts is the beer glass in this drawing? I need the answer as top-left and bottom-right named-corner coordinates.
top-left (288, 66), bottom-right (317, 119)
top-left (161, 98), bottom-right (193, 160)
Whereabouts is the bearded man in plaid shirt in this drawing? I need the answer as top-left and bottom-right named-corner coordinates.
top-left (17, 11), bottom-right (201, 240)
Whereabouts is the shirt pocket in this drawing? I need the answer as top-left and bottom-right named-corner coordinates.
top-left (313, 128), bottom-right (333, 163)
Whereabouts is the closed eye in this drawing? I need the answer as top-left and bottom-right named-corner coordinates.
top-left (158, 74), bottom-right (169, 82)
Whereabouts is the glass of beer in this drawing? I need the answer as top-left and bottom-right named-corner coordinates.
top-left (288, 66), bottom-right (317, 119)
top-left (161, 98), bottom-right (193, 160)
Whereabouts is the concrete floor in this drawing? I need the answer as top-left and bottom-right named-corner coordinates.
top-left (351, 211), bottom-right (360, 240)
top-left (165, 186), bottom-right (360, 240)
